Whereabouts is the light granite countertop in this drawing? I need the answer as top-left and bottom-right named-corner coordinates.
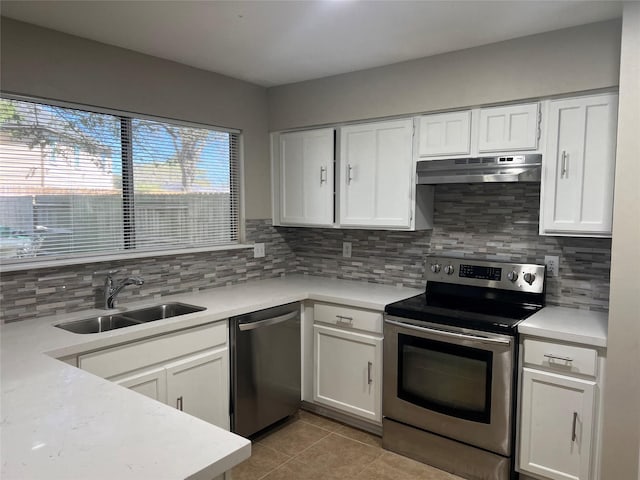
top-left (1, 274), bottom-right (421, 480)
top-left (518, 306), bottom-right (608, 348)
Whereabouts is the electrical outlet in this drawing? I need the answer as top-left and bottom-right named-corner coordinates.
top-left (253, 243), bottom-right (265, 258)
top-left (544, 255), bottom-right (559, 277)
top-left (342, 241), bottom-right (352, 258)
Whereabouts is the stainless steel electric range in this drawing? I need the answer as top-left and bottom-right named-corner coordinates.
top-left (383, 256), bottom-right (546, 480)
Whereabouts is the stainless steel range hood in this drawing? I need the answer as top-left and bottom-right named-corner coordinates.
top-left (416, 154), bottom-right (542, 184)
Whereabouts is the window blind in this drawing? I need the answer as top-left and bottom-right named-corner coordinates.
top-left (0, 97), bottom-right (240, 264)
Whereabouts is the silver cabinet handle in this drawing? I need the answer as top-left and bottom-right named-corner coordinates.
top-left (177, 396), bottom-right (183, 411)
top-left (238, 311), bottom-right (298, 331)
top-left (572, 411), bottom-right (578, 442)
top-left (335, 315), bottom-right (353, 327)
top-left (544, 353), bottom-right (573, 362)
top-left (320, 166), bottom-right (327, 184)
top-left (347, 164), bottom-right (353, 184)
top-left (560, 150), bottom-right (569, 178)
top-left (367, 361), bottom-right (373, 385)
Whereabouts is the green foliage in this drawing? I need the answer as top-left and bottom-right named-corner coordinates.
top-left (0, 100), bottom-right (19, 123)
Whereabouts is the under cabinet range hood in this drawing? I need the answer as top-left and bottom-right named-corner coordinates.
top-left (416, 154), bottom-right (542, 184)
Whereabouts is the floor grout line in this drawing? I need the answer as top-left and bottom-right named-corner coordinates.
top-left (237, 412), bottom-right (390, 480)
top-left (254, 420), bottom-right (334, 479)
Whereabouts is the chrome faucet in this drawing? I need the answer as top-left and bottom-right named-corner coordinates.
top-left (103, 270), bottom-right (144, 309)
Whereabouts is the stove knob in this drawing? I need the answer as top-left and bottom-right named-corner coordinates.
top-left (507, 271), bottom-right (519, 282)
top-left (444, 265), bottom-right (455, 275)
top-left (430, 264), bottom-right (441, 273)
top-left (523, 272), bottom-right (536, 285)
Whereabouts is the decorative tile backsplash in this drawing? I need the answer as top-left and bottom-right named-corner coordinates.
top-left (279, 184), bottom-right (612, 311)
top-left (0, 220), bottom-right (296, 323)
top-left (0, 184), bottom-right (612, 323)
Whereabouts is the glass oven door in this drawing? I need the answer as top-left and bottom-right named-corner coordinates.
top-left (398, 333), bottom-right (493, 423)
top-left (383, 315), bottom-right (515, 456)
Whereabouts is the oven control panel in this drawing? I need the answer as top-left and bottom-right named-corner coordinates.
top-left (426, 256), bottom-right (545, 293)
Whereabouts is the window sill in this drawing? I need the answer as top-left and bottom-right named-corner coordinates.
top-left (0, 244), bottom-right (256, 273)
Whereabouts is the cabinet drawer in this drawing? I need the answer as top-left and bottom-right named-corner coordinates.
top-left (523, 338), bottom-right (597, 377)
top-left (314, 303), bottom-right (382, 334)
top-left (79, 321), bottom-right (227, 379)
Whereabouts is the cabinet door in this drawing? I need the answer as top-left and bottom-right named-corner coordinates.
top-left (339, 119), bottom-right (413, 228)
top-left (478, 103), bottom-right (539, 152)
top-left (418, 111), bottom-right (471, 157)
top-left (115, 367), bottom-right (167, 403)
top-left (541, 94), bottom-right (618, 236)
top-left (279, 128), bottom-right (334, 226)
top-left (520, 368), bottom-right (596, 480)
top-left (166, 348), bottom-right (230, 429)
top-left (313, 324), bottom-right (382, 423)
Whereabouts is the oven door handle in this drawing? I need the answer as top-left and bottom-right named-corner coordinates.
top-left (384, 319), bottom-right (512, 345)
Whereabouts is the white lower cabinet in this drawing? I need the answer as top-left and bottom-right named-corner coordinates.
top-left (115, 366), bottom-right (167, 402)
top-left (313, 323), bottom-right (382, 423)
top-left (519, 336), bottom-right (604, 480)
top-left (520, 368), bottom-right (596, 480)
top-left (79, 322), bottom-right (230, 430)
top-left (166, 349), bottom-right (229, 429)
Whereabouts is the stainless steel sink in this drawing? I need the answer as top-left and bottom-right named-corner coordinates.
top-left (56, 315), bottom-right (141, 334)
top-left (55, 302), bottom-right (206, 334)
top-left (122, 303), bottom-right (206, 322)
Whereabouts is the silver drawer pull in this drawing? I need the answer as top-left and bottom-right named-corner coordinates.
top-left (335, 315), bottom-right (353, 327)
top-left (572, 411), bottom-right (578, 442)
top-left (177, 396), bottom-right (183, 411)
top-left (367, 361), bottom-right (373, 385)
top-left (544, 353), bottom-right (573, 362)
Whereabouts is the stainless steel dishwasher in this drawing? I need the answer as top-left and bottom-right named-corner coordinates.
top-left (230, 302), bottom-right (301, 437)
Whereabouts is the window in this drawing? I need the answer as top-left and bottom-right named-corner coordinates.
top-left (0, 97), bottom-right (240, 265)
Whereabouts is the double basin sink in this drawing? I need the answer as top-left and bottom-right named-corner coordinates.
top-left (55, 303), bottom-right (206, 334)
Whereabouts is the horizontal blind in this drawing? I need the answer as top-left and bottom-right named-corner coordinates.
top-left (130, 118), bottom-right (239, 249)
top-left (0, 97), bottom-right (240, 264)
top-left (0, 98), bottom-right (124, 260)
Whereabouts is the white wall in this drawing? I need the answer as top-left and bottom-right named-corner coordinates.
top-left (601, 3), bottom-right (640, 479)
top-left (267, 20), bottom-right (621, 131)
top-left (0, 17), bottom-right (271, 220)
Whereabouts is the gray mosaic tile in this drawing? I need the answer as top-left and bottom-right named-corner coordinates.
top-left (278, 183), bottom-right (611, 311)
top-left (0, 185), bottom-right (612, 323)
top-left (0, 219), bottom-right (296, 323)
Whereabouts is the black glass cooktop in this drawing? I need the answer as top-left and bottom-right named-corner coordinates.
top-left (385, 286), bottom-right (544, 335)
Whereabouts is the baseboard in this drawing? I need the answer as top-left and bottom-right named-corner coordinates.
top-left (300, 400), bottom-right (383, 436)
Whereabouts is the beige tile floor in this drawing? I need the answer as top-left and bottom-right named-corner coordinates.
top-left (231, 411), bottom-right (464, 480)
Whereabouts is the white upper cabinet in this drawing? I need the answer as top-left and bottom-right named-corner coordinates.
top-left (339, 119), bottom-right (414, 228)
top-left (540, 93), bottom-right (618, 236)
top-left (417, 102), bottom-right (541, 160)
top-left (478, 103), bottom-right (540, 152)
top-left (278, 128), bottom-right (334, 226)
top-left (418, 110), bottom-right (472, 157)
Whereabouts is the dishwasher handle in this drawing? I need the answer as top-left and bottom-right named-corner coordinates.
top-left (238, 310), bottom-right (298, 331)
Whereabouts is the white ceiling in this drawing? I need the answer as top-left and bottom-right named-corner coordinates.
top-left (1, 1), bottom-right (623, 87)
